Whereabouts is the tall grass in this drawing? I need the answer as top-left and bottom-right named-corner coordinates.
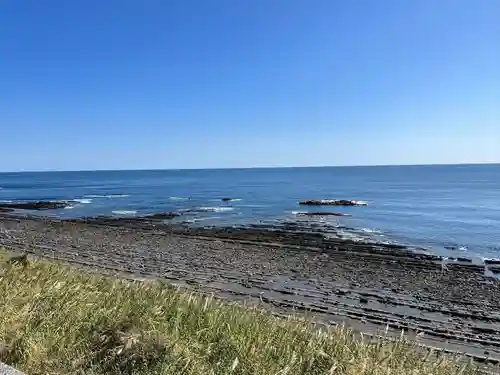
top-left (0, 252), bottom-right (476, 375)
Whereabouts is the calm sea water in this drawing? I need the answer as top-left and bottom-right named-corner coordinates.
top-left (0, 164), bottom-right (499, 259)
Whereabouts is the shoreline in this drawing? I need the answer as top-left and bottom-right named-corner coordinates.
top-left (0, 190), bottom-right (497, 261)
top-left (1, 212), bottom-right (500, 365)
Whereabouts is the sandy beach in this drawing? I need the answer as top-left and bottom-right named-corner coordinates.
top-left (1, 213), bottom-right (500, 366)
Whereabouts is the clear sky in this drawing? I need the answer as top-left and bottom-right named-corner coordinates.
top-left (0, 0), bottom-right (499, 171)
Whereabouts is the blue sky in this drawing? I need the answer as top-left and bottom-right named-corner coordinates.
top-left (0, 0), bottom-right (498, 171)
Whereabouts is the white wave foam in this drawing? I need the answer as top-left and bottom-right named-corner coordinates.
top-left (64, 206), bottom-right (75, 210)
top-left (168, 196), bottom-right (189, 201)
top-left (353, 200), bottom-right (368, 205)
top-left (336, 230), bottom-right (365, 242)
top-left (360, 228), bottom-right (382, 234)
top-left (459, 246), bottom-right (468, 251)
top-left (193, 216), bottom-right (222, 222)
top-left (0, 200), bottom-right (12, 203)
top-left (198, 206), bottom-right (234, 212)
top-left (112, 210), bottom-right (137, 215)
top-left (73, 198), bottom-right (92, 204)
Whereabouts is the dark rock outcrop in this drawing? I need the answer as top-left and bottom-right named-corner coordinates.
top-left (0, 201), bottom-right (69, 210)
top-left (62, 212), bottom-right (183, 230)
top-left (221, 197), bottom-right (233, 202)
top-left (147, 212), bottom-right (182, 220)
top-left (299, 199), bottom-right (368, 206)
top-left (296, 212), bottom-right (351, 217)
top-left (484, 259), bottom-right (500, 265)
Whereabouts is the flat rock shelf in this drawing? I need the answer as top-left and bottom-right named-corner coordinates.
top-left (1, 212), bottom-right (500, 370)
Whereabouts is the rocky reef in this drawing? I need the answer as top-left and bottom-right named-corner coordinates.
top-left (0, 201), bottom-right (69, 211)
top-left (299, 199), bottom-right (368, 206)
top-left (295, 212), bottom-right (351, 217)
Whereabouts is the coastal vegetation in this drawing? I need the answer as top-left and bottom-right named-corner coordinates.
top-left (0, 251), bottom-right (476, 375)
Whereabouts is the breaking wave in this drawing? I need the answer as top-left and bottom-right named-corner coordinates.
top-left (112, 210), bottom-right (137, 215)
top-left (360, 227), bottom-right (383, 234)
top-left (197, 207), bottom-right (234, 213)
top-left (73, 198), bottom-right (92, 204)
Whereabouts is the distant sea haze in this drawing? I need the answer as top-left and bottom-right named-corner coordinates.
top-left (0, 164), bottom-right (499, 260)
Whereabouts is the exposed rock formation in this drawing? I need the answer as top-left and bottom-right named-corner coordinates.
top-left (295, 212), bottom-right (351, 217)
top-left (0, 201), bottom-right (69, 210)
top-left (147, 212), bottom-right (182, 219)
top-left (299, 200), bottom-right (367, 206)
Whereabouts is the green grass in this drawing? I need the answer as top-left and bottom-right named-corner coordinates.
top-left (0, 251), bottom-right (476, 375)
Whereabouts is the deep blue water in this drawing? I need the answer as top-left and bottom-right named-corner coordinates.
top-left (0, 164), bottom-right (499, 259)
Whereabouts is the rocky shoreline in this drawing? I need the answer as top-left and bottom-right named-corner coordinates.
top-left (1, 211), bottom-right (500, 368)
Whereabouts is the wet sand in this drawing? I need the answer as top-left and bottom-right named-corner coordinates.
top-left (1, 213), bottom-right (500, 367)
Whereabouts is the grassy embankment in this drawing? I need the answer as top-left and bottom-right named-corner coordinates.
top-left (0, 250), bottom-right (476, 375)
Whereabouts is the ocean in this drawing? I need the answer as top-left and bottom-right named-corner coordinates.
top-left (0, 164), bottom-right (498, 260)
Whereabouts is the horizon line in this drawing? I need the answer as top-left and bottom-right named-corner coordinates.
top-left (0, 161), bottom-right (498, 174)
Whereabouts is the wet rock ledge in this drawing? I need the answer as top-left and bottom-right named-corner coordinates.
top-left (0, 201), bottom-right (70, 211)
top-left (299, 199), bottom-right (368, 206)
